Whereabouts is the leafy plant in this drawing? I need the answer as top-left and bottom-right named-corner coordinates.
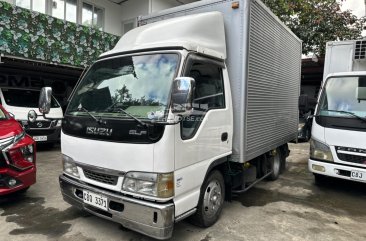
top-left (263, 0), bottom-right (366, 56)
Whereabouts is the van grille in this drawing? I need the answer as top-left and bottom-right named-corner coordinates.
top-left (355, 40), bottom-right (366, 60)
top-left (83, 169), bottom-right (118, 185)
top-left (337, 153), bottom-right (366, 165)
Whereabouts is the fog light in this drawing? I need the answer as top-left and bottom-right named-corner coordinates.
top-left (8, 178), bottom-right (17, 187)
top-left (312, 164), bottom-right (325, 172)
top-left (334, 169), bottom-right (339, 174)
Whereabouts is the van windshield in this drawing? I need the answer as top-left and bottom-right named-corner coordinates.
top-left (318, 76), bottom-right (366, 118)
top-left (66, 53), bottom-right (179, 120)
top-left (2, 89), bottom-right (60, 108)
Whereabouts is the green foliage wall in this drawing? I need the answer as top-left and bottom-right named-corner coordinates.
top-left (0, 1), bottom-right (119, 67)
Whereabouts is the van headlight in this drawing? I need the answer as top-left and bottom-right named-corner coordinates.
top-left (62, 154), bottom-right (80, 178)
top-left (122, 172), bottom-right (174, 198)
top-left (310, 139), bottom-right (333, 162)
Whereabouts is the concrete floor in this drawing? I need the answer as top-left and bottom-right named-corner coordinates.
top-left (1, 143), bottom-right (366, 241)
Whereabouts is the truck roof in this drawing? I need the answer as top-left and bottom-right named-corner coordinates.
top-left (101, 12), bottom-right (226, 59)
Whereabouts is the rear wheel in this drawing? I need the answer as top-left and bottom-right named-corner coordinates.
top-left (190, 170), bottom-right (225, 227)
top-left (267, 150), bottom-right (281, 181)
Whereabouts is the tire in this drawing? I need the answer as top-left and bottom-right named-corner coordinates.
top-left (314, 173), bottom-right (327, 185)
top-left (189, 170), bottom-right (225, 228)
top-left (267, 149), bottom-right (281, 181)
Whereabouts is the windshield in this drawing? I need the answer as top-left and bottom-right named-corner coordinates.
top-left (2, 89), bottom-right (60, 108)
top-left (66, 53), bottom-right (179, 119)
top-left (318, 76), bottom-right (366, 118)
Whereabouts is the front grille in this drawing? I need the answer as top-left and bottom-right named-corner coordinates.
top-left (26, 129), bottom-right (56, 136)
top-left (28, 121), bottom-right (51, 129)
top-left (83, 169), bottom-right (118, 185)
top-left (337, 153), bottom-right (366, 165)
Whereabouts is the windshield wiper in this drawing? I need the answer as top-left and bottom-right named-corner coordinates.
top-left (77, 105), bottom-right (106, 125)
top-left (325, 110), bottom-right (366, 123)
top-left (111, 107), bottom-right (148, 127)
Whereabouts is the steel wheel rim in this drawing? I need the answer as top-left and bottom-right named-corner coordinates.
top-left (203, 179), bottom-right (222, 218)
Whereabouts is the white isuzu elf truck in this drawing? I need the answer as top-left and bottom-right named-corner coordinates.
top-left (36, 0), bottom-right (301, 239)
top-left (309, 39), bottom-right (366, 184)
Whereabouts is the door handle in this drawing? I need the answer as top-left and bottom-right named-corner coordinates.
top-left (221, 132), bottom-right (228, 142)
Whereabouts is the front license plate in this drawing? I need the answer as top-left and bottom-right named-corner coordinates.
top-left (33, 136), bottom-right (47, 142)
top-left (350, 171), bottom-right (366, 181)
top-left (83, 190), bottom-right (108, 211)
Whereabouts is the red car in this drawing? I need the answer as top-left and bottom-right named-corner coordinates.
top-left (0, 104), bottom-right (36, 195)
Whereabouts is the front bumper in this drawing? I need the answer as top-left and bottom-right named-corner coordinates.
top-left (59, 174), bottom-right (175, 240)
top-left (0, 167), bottom-right (36, 195)
top-left (26, 127), bottom-right (61, 143)
top-left (309, 159), bottom-right (366, 183)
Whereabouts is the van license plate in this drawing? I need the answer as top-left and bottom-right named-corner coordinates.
top-left (350, 171), bottom-right (366, 181)
top-left (33, 136), bottom-right (47, 142)
top-left (83, 190), bottom-right (108, 211)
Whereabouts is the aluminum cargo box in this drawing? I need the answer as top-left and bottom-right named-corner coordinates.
top-left (138, 0), bottom-right (301, 162)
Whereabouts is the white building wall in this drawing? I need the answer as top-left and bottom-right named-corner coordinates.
top-left (79, 0), bottom-right (124, 36)
top-left (150, 0), bottom-right (182, 13)
top-left (121, 0), bottom-right (150, 22)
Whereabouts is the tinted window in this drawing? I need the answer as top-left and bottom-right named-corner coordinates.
top-left (181, 57), bottom-right (225, 139)
top-left (2, 89), bottom-right (60, 108)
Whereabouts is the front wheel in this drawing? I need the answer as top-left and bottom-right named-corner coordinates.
top-left (189, 170), bottom-right (225, 227)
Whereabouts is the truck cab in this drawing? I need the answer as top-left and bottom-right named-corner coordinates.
top-left (309, 40), bottom-right (366, 183)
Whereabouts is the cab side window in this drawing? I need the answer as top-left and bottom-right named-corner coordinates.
top-left (181, 57), bottom-right (225, 139)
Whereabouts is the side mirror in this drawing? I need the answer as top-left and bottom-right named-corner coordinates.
top-left (171, 77), bottom-right (195, 114)
top-left (28, 110), bottom-right (38, 123)
top-left (39, 87), bottom-right (52, 114)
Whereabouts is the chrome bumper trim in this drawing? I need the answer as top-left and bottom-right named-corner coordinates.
top-left (59, 174), bottom-right (174, 240)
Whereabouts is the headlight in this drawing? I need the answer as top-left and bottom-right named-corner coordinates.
top-left (62, 154), bottom-right (80, 178)
top-left (122, 172), bottom-right (174, 198)
top-left (52, 120), bottom-right (62, 127)
top-left (20, 144), bottom-right (34, 162)
top-left (310, 139), bottom-right (333, 162)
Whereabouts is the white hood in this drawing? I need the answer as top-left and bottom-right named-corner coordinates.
top-left (5, 105), bottom-right (63, 121)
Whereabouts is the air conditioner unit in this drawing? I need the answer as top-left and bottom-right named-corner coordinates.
top-left (354, 40), bottom-right (366, 61)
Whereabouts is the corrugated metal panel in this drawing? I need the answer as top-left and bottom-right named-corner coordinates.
top-left (244, 0), bottom-right (301, 160)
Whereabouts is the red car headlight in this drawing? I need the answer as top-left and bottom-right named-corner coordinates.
top-left (6, 134), bottom-right (36, 170)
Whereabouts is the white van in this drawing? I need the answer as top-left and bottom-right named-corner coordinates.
top-left (0, 87), bottom-right (63, 144)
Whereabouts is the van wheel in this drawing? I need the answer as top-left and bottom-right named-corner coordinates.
top-left (190, 170), bottom-right (225, 227)
top-left (267, 150), bottom-right (281, 181)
